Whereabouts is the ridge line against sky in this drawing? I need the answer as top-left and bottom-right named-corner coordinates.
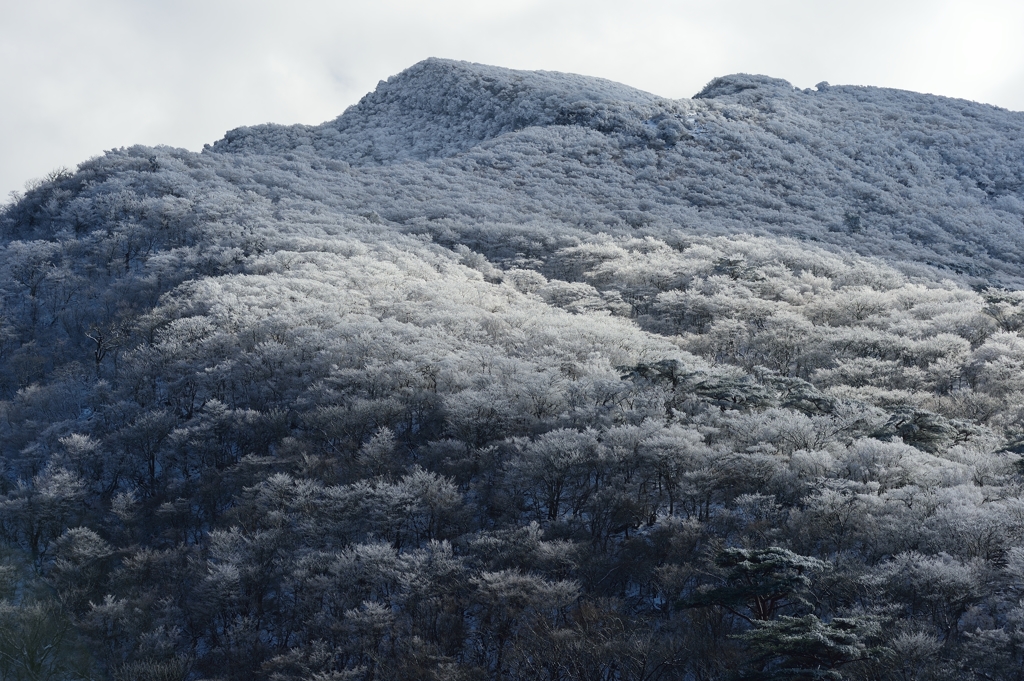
top-left (3, 0), bottom-right (1023, 201)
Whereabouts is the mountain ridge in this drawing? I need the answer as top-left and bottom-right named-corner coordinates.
top-left (200, 58), bottom-right (1024, 287)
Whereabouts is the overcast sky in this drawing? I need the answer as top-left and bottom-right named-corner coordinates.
top-left (3, 0), bottom-right (1024, 200)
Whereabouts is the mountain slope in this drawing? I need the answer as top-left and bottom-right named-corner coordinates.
top-left (2, 60), bottom-right (1024, 681)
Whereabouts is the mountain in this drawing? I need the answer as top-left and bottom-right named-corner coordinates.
top-left (2, 59), bottom-right (1024, 681)
top-left (212, 58), bottom-right (1024, 284)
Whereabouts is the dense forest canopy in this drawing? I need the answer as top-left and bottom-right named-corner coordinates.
top-left (3, 58), bottom-right (1024, 680)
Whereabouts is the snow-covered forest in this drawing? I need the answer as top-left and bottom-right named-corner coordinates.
top-left (3, 58), bottom-right (1024, 680)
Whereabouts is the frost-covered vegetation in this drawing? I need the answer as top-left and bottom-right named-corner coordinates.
top-left (3, 58), bottom-right (1024, 680)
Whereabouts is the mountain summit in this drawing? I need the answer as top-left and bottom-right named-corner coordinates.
top-left (211, 58), bottom-right (665, 161)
